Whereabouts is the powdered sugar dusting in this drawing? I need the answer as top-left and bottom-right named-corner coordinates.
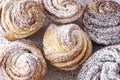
top-left (78, 45), bottom-right (120, 80)
top-left (43, 23), bottom-right (92, 70)
top-left (0, 34), bottom-right (10, 51)
top-left (43, 0), bottom-right (85, 23)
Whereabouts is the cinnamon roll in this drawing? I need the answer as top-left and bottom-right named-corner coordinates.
top-left (83, 1), bottom-right (120, 45)
top-left (77, 45), bottom-right (120, 80)
top-left (1, 0), bottom-right (45, 40)
top-left (43, 24), bottom-right (92, 71)
top-left (43, 0), bottom-right (85, 23)
top-left (0, 39), bottom-right (46, 80)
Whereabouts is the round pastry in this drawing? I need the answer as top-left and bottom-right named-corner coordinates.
top-left (83, 1), bottom-right (120, 45)
top-left (77, 44), bottom-right (120, 80)
top-left (43, 24), bottom-right (92, 71)
top-left (1, 0), bottom-right (45, 41)
top-left (43, 0), bottom-right (85, 24)
top-left (0, 39), bottom-right (46, 80)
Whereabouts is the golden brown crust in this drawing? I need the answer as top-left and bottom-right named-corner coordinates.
top-left (0, 39), bottom-right (46, 80)
top-left (43, 24), bottom-right (92, 71)
top-left (43, 0), bottom-right (85, 23)
top-left (1, 0), bottom-right (45, 41)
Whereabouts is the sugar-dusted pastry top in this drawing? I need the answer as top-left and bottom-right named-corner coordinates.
top-left (0, 0), bottom-right (45, 41)
top-left (43, 24), bottom-right (92, 71)
top-left (43, 0), bottom-right (85, 23)
top-left (0, 39), bottom-right (46, 80)
top-left (77, 44), bottom-right (120, 80)
top-left (83, 0), bottom-right (120, 45)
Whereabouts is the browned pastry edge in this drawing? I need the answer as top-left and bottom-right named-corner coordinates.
top-left (77, 44), bottom-right (120, 80)
top-left (83, 0), bottom-right (120, 45)
top-left (43, 0), bottom-right (85, 23)
top-left (0, 39), bottom-right (47, 80)
top-left (43, 24), bottom-right (92, 71)
top-left (1, 0), bottom-right (45, 41)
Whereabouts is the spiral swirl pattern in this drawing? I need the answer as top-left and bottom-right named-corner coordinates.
top-left (0, 39), bottom-right (46, 80)
top-left (83, 1), bottom-right (120, 45)
top-left (43, 0), bottom-right (85, 23)
top-left (1, 0), bottom-right (44, 40)
top-left (43, 24), bottom-right (92, 71)
top-left (77, 45), bottom-right (120, 80)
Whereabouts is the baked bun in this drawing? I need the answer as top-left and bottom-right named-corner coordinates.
top-left (83, 0), bottom-right (120, 45)
top-left (0, 39), bottom-right (46, 80)
top-left (43, 0), bottom-right (85, 23)
top-left (77, 44), bottom-right (120, 80)
top-left (1, 0), bottom-right (45, 40)
top-left (43, 24), bottom-right (92, 71)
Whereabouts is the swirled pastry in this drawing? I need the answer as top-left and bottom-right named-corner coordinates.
top-left (1, 0), bottom-right (45, 40)
top-left (77, 45), bottom-right (120, 80)
top-left (43, 24), bottom-right (92, 71)
top-left (0, 39), bottom-right (46, 80)
top-left (43, 0), bottom-right (85, 23)
top-left (83, 1), bottom-right (120, 45)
